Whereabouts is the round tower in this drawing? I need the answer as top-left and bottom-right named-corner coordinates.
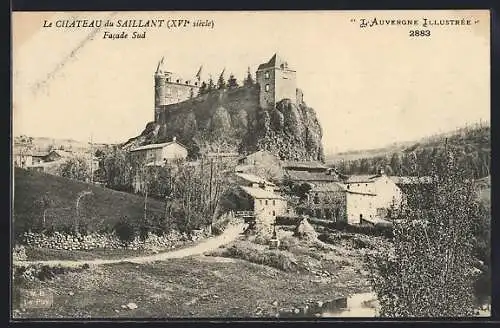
top-left (154, 57), bottom-right (168, 122)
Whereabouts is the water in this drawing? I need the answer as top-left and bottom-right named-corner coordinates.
top-left (279, 292), bottom-right (490, 318)
top-left (322, 292), bottom-right (378, 317)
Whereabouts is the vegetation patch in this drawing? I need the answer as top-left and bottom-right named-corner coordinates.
top-left (206, 241), bottom-right (299, 272)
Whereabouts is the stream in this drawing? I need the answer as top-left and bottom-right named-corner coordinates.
top-left (279, 292), bottom-right (491, 318)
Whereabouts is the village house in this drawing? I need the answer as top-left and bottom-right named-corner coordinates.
top-left (284, 169), bottom-right (339, 185)
top-left (238, 185), bottom-right (287, 226)
top-left (43, 149), bottom-right (73, 162)
top-left (231, 172), bottom-right (277, 192)
top-left (13, 148), bottom-right (33, 168)
top-left (237, 150), bottom-right (281, 167)
top-left (129, 137), bottom-right (188, 167)
top-left (343, 170), bottom-right (403, 224)
top-left (282, 160), bottom-right (329, 173)
top-left (296, 182), bottom-right (347, 223)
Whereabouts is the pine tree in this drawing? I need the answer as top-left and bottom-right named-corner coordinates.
top-left (244, 67), bottom-right (254, 86)
top-left (207, 75), bottom-right (215, 91)
top-left (198, 81), bottom-right (207, 95)
top-left (217, 69), bottom-right (226, 90)
top-left (227, 73), bottom-right (238, 88)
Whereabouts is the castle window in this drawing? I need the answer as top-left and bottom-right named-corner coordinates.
top-left (264, 71), bottom-right (270, 79)
top-left (176, 79), bottom-right (180, 83)
top-left (194, 82), bottom-right (198, 86)
top-left (265, 84), bottom-right (270, 92)
top-left (167, 78), bottom-right (170, 82)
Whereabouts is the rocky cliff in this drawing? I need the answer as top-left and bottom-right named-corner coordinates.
top-left (123, 85), bottom-right (324, 161)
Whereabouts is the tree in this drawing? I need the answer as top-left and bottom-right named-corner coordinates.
top-left (58, 156), bottom-right (91, 182)
top-left (244, 67), bottom-right (254, 86)
top-left (170, 158), bottom-right (231, 235)
top-left (15, 135), bottom-right (34, 168)
top-left (390, 153), bottom-right (402, 176)
top-left (368, 148), bottom-right (483, 317)
top-left (34, 193), bottom-right (54, 230)
top-left (217, 69), bottom-right (226, 90)
top-left (198, 81), bottom-right (208, 95)
top-left (102, 146), bottom-right (133, 191)
top-left (207, 75), bottom-right (215, 91)
top-left (227, 73), bottom-right (238, 88)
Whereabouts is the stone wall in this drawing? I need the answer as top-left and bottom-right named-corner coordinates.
top-left (19, 228), bottom-right (211, 252)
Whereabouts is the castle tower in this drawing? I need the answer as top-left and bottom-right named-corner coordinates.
top-left (256, 54), bottom-right (297, 109)
top-left (154, 57), bottom-right (202, 122)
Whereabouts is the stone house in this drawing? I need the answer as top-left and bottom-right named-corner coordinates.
top-left (129, 137), bottom-right (188, 167)
top-left (239, 185), bottom-right (287, 226)
top-left (344, 170), bottom-right (403, 224)
top-left (232, 172), bottom-right (277, 192)
top-left (296, 182), bottom-right (347, 223)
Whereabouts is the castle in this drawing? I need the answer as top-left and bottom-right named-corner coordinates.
top-left (153, 53), bottom-right (303, 122)
top-left (154, 57), bottom-right (202, 121)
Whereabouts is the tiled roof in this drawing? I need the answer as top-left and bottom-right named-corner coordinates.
top-left (389, 176), bottom-right (433, 185)
top-left (309, 182), bottom-right (345, 192)
top-left (285, 170), bottom-right (339, 182)
top-left (130, 140), bottom-right (186, 152)
top-left (235, 172), bottom-right (276, 186)
top-left (282, 161), bottom-right (328, 170)
top-left (344, 175), bottom-right (379, 183)
top-left (239, 186), bottom-right (284, 200)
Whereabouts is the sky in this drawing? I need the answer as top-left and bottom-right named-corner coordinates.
top-left (12, 10), bottom-right (490, 153)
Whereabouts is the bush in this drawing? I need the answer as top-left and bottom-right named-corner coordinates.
top-left (208, 241), bottom-right (298, 272)
top-left (114, 218), bottom-right (137, 246)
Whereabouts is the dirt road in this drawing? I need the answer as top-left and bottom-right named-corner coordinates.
top-left (14, 223), bottom-right (246, 268)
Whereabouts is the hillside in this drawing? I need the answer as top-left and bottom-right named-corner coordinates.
top-left (13, 136), bottom-right (112, 154)
top-left (326, 123), bottom-right (489, 164)
top-left (13, 168), bottom-right (166, 236)
top-left (123, 85), bottom-right (324, 161)
top-left (328, 123), bottom-right (490, 178)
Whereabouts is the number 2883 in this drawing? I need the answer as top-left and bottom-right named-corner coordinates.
top-left (409, 30), bottom-right (431, 37)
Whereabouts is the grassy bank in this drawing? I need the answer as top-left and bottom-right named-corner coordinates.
top-left (13, 168), bottom-right (166, 236)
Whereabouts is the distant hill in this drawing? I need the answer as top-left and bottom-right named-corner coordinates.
top-left (13, 136), bottom-right (113, 154)
top-left (13, 168), bottom-right (166, 237)
top-left (326, 123), bottom-right (490, 179)
top-left (326, 122), bottom-right (490, 164)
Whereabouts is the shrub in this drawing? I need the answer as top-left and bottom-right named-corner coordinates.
top-left (208, 241), bottom-right (298, 272)
top-left (114, 218), bottom-right (137, 246)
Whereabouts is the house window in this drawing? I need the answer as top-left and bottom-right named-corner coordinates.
top-left (265, 84), bottom-right (270, 92)
top-left (264, 72), bottom-right (270, 79)
top-left (265, 200), bottom-right (268, 205)
top-left (272, 210), bottom-right (276, 216)
top-left (273, 200), bottom-right (275, 206)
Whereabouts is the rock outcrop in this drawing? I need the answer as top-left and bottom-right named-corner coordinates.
top-left (123, 85), bottom-right (324, 161)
